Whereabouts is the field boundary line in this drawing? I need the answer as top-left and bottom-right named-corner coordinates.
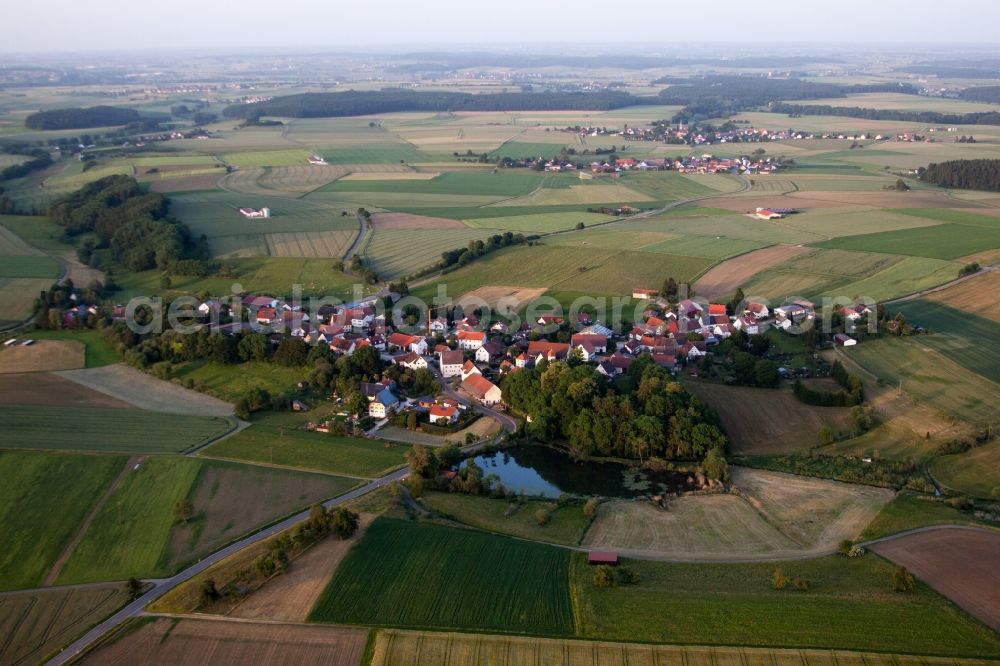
top-left (41, 456), bottom-right (142, 587)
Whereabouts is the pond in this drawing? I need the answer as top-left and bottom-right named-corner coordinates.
top-left (463, 445), bottom-right (699, 499)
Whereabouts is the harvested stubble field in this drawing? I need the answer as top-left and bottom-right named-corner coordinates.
top-left (0, 584), bottom-right (128, 666)
top-left (369, 629), bottom-right (999, 666)
top-left (456, 285), bottom-right (548, 313)
top-left (309, 517), bottom-right (574, 635)
top-left (464, 211), bottom-right (613, 232)
top-left (815, 256), bottom-right (961, 303)
top-left (0, 340), bottom-right (84, 373)
top-left (871, 528), bottom-right (1000, 633)
top-left (582, 468), bottom-right (890, 560)
top-left (229, 514), bottom-right (374, 621)
top-left (685, 382), bottom-right (855, 455)
top-left (0, 372), bottom-right (130, 407)
top-left (366, 227), bottom-right (505, 279)
top-left (263, 229), bottom-right (356, 258)
top-left (83, 617), bottom-right (369, 666)
top-left (370, 211), bottom-right (468, 229)
top-left (490, 183), bottom-right (655, 207)
top-left (55, 363), bottom-right (234, 417)
top-left (0, 277), bottom-right (64, 328)
top-left (164, 461), bottom-right (356, 571)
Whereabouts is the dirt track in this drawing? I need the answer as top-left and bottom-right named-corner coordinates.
top-left (55, 363), bottom-right (234, 417)
top-left (693, 245), bottom-right (811, 300)
top-left (871, 528), bottom-right (1000, 632)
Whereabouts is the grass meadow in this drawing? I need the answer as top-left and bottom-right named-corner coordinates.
top-left (814, 223), bottom-right (1000, 260)
top-left (202, 410), bottom-right (407, 478)
top-left (571, 553), bottom-right (1000, 657)
top-left (0, 451), bottom-right (124, 590)
top-left (309, 517), bottom-right (574, 635)
top-left (930, 440), bottom-right (1000, 499)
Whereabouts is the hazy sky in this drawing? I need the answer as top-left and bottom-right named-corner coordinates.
top-left (4, 0), bottom-right (999, 53)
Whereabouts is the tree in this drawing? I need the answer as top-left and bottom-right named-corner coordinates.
top-left (703, 447), bottom-right (729, 482)
top-left (200, 578), bottom-right (220, 606)
top-left (893, 566), bottom-right (915, 592)
top-left (837, 539), bottom-right (854, 556)
top-left (583, 497), bottom-right (600, 517)
top-left (406, 411), bottom-right (418, 431)
top-left (405, 444), bottom-right (436, 478)
top-left (818, 426), bottom-right (835, 446)
top-left (593, 565), bottom-right (616, 588)
top-left (328, 508), bottom-right (360, 539)
top-left (174, 499), bottom-right (194, 524)
top-left (125, 577), bottom-right (143, 599)
top-left (535, 508), bottom-right (551, 525)
top-left (728, 286), bottom-right (745, 314)
top-left (346, 390), bottom-right (367, 418)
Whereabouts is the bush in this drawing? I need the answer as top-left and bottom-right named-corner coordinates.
top-left (615, 566), bottom-right (639, 585)
top-left (583, 497), bottom-right (600, 518)
top-left (535, 509), bottom-right (551, 526)
top-left (893, 565), bottom-right (915, 592)
top-left (837, 539), bottom-right (853, 556)
top-left (772, 568), bottom-right (788, 590)
top-left (848, 545), bottom-right (866, 558)
top-left (593, 565), bottom-right (615, 588)
top-left (793, 577), bottom-right (810, 590)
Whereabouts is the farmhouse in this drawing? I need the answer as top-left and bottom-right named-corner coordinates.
top-left (460, 360), bottom-right (481, 381)
top-left (476, 340), bottom-right (506, 364)
top-left (239, 207), bottom-right (271, 219)
top-left (632, 288), bottom-right (659, 300)
top-left (462, 374), bottom-right (502, 406)
top-left (527, 341), bottom-right (570, 363)
top-left (456, 329), bottom-right (486, 351)
top-left (754, 208), bottom-right (783, 220)
top-left (255, 307), bottom-right (277, 325)
top-left (571, 333), bottom-right (608, 353)
top-left (307, 154), bottom-right (327, 165)
top-left (429, 403), bottom-right (459, 425)
top-left (394, 351), bottom-right (428, 370)
top-left (439, 349), bottom-right (464, 378)
top-left (387, 332), bottom-right (427, 355)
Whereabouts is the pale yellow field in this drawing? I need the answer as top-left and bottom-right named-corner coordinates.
top-left (339, 171), bottom-right (440, 181)
top-left (0, 340), bottom-right (85, 373)
top-left (582, 468), bottom-right (892, 561)
top-left (370, 629), bottom-right (993, 666)
top-left (924, 270), bottom-right (1000, 323)
top-left (264, 230), bottom-right (357, 258)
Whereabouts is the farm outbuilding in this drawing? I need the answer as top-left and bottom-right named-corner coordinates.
top-left (587, 551), bottom-right (619, 566)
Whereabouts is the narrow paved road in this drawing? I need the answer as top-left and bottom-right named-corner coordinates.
top-left (45, 467), bottom-right (408, 666)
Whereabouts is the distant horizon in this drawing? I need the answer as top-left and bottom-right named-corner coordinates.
top-left (5, 0), bottom-right (1000, 54)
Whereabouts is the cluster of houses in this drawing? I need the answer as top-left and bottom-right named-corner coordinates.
top-left (674, 154), bottom-right (782, 175)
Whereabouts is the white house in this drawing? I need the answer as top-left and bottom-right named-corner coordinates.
top-left (733, 314), bottom-right (760, 335)
top-left (460, 360), bottom-right (481, 381)
top-left (388, 332), bottom-right (427, 355)
top-left (369, 387), bottom-right (400, 418)
top-left (456, 330), bottom-right (486, 351)
top-left (396, 351), bottom-right (428, 370)
top-left (462, 374), bottom-right (502, 406)
top-left (834, 333), bottom-right (858, 347)
top-left (439, 349), bottom-right (464, 378)
top-left (239, 207), bottom-right (271, 219)
top-left (475, 340), bottom-right (505, 364)
top-left (429, 403), bottom-right (458, 425)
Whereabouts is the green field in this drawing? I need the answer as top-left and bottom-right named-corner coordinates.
top-left (0, 405), bottom-right (231, 453)
top-left (844, 338), bottom-right (1000, 425)
top-left (894, 300), bottom-right (1000, 384)
top-left (860, 492), bottom-right (996, 540)
top-left (366, 227), bottom-right (505, 279)
top-left (572, 553), bottom-right (1000, 657)
top-left (624, 171), bottom-right (737, 200)
top-left (201, 411), bottom-right (407, 478)
top-left (171, 360), bottom-right (308, 403)
top-left (0, 451), bottom-right (124, 590)
top-left (309, 518), bottom-right (574, 635)
top-left (818, 256), bottom-right (961, 302)
top-left (320, 170), bottom-right (545, 198)
top-left (814, 224), bottom-right (1000, 260)
top-left (57, 456), bottom-right (202, 582)
top-left (0, 254), bottom-right (60, 278)
top-left (421, 492), bottom-right (593, 546)
top-left (930, 440), bottom-right (1000, 499)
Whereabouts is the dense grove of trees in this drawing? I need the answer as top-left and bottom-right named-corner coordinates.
top-left (771, 102), bottom-right (1000, 126)
top-left (958, 86), bottom-right (1000, 103)
top-left (794, 361), bottom-right (863, 407)
top-left (0, 146), bottom-right (54, 182)
top-left (24, 106), bottom-right (141, 130)
top-left (919, 159), bottom-right (1000, 192)
top-left (48, 175), bottom-right (208, 272)
top-left (440, 232), bottom-right (528, 270)
top-left (223, 90), bottom-right (653, 119)
top-left (501, 356), bottom-right (728, 473)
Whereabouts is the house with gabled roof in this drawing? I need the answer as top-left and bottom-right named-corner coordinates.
top-left (369, 387), bottom-right (400, 418)
top-left (429, 403), bottom-right (459, 425)
top-left (476, 340), bottom-right (506, 364)
top-left (439, 349), bottom-right (464, 378)
top-left (460, 360), bottom-right (481, 381)
top-left (457, 329), bottom-right (486, 351)
top-left (461, 374), bottom-right (502, 405)
top-left (394, 351), bottom-right (428, 370)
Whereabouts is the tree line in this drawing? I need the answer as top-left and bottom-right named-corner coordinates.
top-left (501, 355), bottom-right (729, 476)
top-left (24, 106), bottom-right (141, 130)
top-left (0, 146), bottom-right (53, 181)
top-left (919, 159), bottom-right (1000, 192)
top-left (958, 86), bottom-right (1000, 104)
top-left (222, 90), bottom-right (656, 120)
top-left (793, 360), bottom-right (863, 407)
top-left (48, 175), bottom-right (209, 272)
top-left (770, 103), bottom-right (1000, 127)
